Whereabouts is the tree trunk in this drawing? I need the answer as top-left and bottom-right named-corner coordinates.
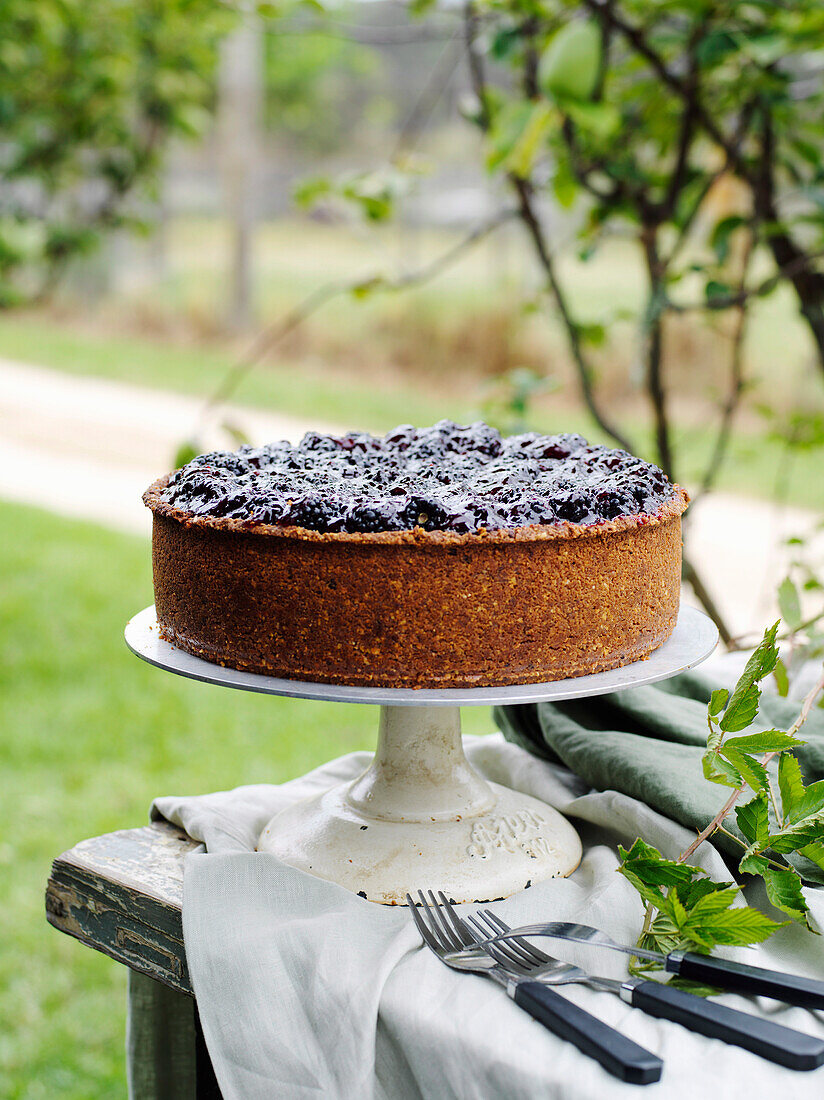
top-left (217, 15), bottom-right (264, 333)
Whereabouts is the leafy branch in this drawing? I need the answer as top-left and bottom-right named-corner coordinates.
top-left (619, 625), bottom-right (824, 979)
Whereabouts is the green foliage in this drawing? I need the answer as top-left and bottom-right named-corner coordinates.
top-left (618, 839), bottom-right (786, 977)
top-left (623, 622), bottom-right (824, 951)
top-left (539, 20), bottom-right (601, 103)
top-left (0, 0), bottom-right (232, 305)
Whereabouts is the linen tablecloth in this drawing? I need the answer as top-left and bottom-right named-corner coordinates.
top-left (128, 659), bottom-right (824, 1100)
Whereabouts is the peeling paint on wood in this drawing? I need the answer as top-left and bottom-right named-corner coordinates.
top-left (45, 821), bottom-right (196, 995)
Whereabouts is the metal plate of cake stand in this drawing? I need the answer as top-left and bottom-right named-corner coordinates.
top-left (126, 605), bottom-right (718, 904)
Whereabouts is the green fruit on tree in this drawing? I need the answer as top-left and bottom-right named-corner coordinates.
top-left (539, 20), bottom-right (602, 102)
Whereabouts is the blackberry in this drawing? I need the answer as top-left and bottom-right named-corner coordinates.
top-left (299, 431), bottom-right (339, 453)
top-left (400, 496), bottom-right (448, 531)
top-left (553, 492), bottom-right (591, 523)
top-left (593, 489), bottom-right (634, 520)
top-left (346, 504), bottom-right (394, 533)
top-left (188, 451), bottom-right (253, 477)
top-left (383, 424), bottom-right (416, 450)
top-left (285, 497), bottom-right (337, 531)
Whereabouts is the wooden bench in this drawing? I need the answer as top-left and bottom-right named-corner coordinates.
top-left (46, 820), bottom-right (221, 1098)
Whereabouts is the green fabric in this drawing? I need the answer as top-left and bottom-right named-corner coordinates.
top-left (495, 671), bottom-right (824, 881)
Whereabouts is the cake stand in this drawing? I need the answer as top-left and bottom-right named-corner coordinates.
top-left (125, 605), bottom-right (717, 904)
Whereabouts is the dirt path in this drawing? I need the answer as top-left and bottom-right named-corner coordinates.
top-left (1, 356), bottom-right (819, 639)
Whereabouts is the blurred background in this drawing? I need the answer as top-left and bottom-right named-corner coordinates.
top-left (2, 1), bottom-right (824, 1094)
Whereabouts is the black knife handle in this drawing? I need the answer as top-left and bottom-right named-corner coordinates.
top-left (513, 981), bottom-right (662, 1085)
top-left (669, 951), bottom-right (824, 1009)
top-left (631, 980), bottom-right (824, 1070)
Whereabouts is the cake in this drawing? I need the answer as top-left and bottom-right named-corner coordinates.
top-left (144, 421), bottom-right (688, 688)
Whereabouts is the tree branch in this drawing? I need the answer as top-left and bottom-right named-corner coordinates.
top-left (197, 208), bottom-right (517, 420)
top-left (509, 174), bottom-right (637, 452)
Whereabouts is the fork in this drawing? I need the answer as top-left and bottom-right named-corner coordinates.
top-left (454, 910), bottom-right (824, 1071)
top-left (474, 917), bottom-right (824, 1009)
top-left (406, 890), bottom-right (663, 1085)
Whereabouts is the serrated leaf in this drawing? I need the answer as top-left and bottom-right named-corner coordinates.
top-left (778, 754), bottom-right (806, 822)
top-left (708, 688), bottom-right (729, 717)
top-left (702, 744), bottom-right (743, 787)
top-left (721, 748), bottom-right (768, 793)
top-left (799, 842), bottom-right (824, 872)
top-left (736, 791), bottom-right (769, 845)
top-left (761, 864), bottom-right (809, 923)
top-left (675, 878), bottom-right (728, 909)
top-left (724, 730), bottom-right (804, 754)
top-left (696, 907), bottom-right (785, 946)
top-left (668, 890), bottom-right (689, 928)
top-left (720, 624), bottom-right (779, 733)
top-left (778, 577), bottom-right (802, 631)
top-left (739, 851), bottom-right (770, 876)
top-left (618, 865), bottom-right (667, 910)
top-left (767, 809), bottom-right (824, 853)
top-left (788, 780), bottom-right (824, 825)
top-left (683, 885), bottom-right (740, 919)
top-left (719, 683), bottom-right (761, 732)
top-left (618, 839), bottom-right (698, 887)
top-left (773, 658), bottom-right (790, 697)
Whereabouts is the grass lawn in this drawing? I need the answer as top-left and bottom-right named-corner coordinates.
top-left (0, 501), bottom-right (493, 1098)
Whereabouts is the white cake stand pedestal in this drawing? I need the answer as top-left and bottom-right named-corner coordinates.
top-left (125, 605), bottom-right (717, 904)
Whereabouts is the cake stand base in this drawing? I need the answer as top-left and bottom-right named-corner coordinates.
top-left (257, 704), bottom-right (582, 903)
top-left (126, 604), bottom-right (718, 905)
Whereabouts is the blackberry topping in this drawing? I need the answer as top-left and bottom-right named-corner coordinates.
top-left (160, 420), bottom-right (677, 534)
top-left (285, 497), bottom-right (337, 531)
top-left (400, 496), bottom-right (448, 531)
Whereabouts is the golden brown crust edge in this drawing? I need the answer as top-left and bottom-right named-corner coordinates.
top-left (148, 498), bottom-right (685, 689)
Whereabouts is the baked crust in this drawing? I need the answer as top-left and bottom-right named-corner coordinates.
top-left (146, 476), bottom-right (688, 688)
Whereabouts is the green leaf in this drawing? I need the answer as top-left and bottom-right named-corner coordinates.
top-left (705, 279), bottom-right (732, 304)
top-left (778, 754), bottom-right (806, 822)
top-left (761, 864), bottom-right (809, 923)
top-left (736, 791), bottom-right (769, 845)
top-left (708, 688), bottom-right (729, 717)
top-left (173, 439), bottom-right (200, 470)
top-left (703, 730), bottom-right (743, 786)
top-left (718, 684), bottom-right (761, 732)
top-left (696, 907), bottom-right (785, 946)
top-left (506, 102), bottom-right (552, 179)
top-left (618, 865), bottom-right (667, 909)
top-left (767, 809), bottom-right (824, 853)
top-left (618, 839), bottom-right (698, 887)
top-left (683, 885), bottom-right (740, 919)
top-left (788, 780), bottom-right (824, 825)
top-left (486, 101), bottom-right (535, 174)
top-left (719, 623), bottom-right (779, 732)
top-left (799, 842), bottom-right (824, 872)
top-left (350, 276), bottom-right (385, 300)
top-left (773, 657), bottom-right (790, 698)
top-left (551, 158), bottom-right (578, 209)
top-left (539, 20), bottom-right (601, 103)
top-left (721, 748), bottom-right (768, 793)
top-left (565, 100), bottom-right (620, 139)
top-left (724, 730), bottom-right (804, 754)
top-left (710, 214), bottom-right (747, 264)
top-left (778, 577), bottom-right (802, 631)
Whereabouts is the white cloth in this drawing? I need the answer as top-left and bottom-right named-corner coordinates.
top-left (151, 735), bottom-right (824, 1100)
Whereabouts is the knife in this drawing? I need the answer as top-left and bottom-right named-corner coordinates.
top-left (478, 918), bottom-right (824, 1009)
